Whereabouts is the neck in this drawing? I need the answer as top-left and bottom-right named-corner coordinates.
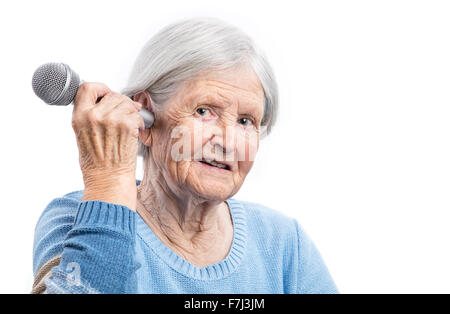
top-left (137, 166), bottom-right (234, 267)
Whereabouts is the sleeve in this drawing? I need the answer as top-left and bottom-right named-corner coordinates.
top-left (294, 220), bottom-right (339, 294)
top-left (32, 197), bottom-right (139, 294)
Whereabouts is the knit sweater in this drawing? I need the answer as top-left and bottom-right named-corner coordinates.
top-left (32, 181), bottom-right (338, 294)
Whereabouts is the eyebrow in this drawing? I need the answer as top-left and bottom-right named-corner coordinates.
top-left (198, 94), bottom-right (262, 110)
top-left (189, 89), bottom-right (263, 117)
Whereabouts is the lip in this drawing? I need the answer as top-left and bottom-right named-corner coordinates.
top-left (195, 160), bottom-right (233, 172)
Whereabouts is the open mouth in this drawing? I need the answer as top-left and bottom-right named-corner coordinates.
top-left (199, 159), bottom-right (231, 171)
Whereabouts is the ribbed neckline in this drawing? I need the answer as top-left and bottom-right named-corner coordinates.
top-left (135, 183), bottom-right (247, 280)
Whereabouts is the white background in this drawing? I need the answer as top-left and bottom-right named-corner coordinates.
top-left (0, 0), bottom-right (449, 293)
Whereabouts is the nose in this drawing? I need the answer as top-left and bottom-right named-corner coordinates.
top-left (208, 122), bottom-right (236, 158)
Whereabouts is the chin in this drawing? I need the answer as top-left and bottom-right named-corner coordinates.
top-left (188, 181), bottom-right (235, 201)
top-left (200, 187), bottom-right (234, 201)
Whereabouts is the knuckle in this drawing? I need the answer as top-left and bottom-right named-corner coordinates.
top-left (71, 112), bottom-right (86, 129)
top-left (71, 116), bottom-right (80, 129)
top-left (79, 82), bottom-right (93, 93)
top-left (118, 119), bottom-right (131, 130)
top-left (105, 113), bottom-right (119, 126)
top-left (87, 109), bottom-right (100, 123)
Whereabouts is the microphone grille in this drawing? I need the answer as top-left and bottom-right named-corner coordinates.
top-left (32, 63), bottom-right (80, 105)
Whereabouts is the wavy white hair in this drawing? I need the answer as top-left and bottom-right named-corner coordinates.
top-left (121, 17), bottom-right (278, 159)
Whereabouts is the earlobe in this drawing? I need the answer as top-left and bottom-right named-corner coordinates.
top-left (139, 128), bottom-right (153, 148)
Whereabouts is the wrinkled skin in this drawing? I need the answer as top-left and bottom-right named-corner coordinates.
top-left (73, 64), bottom-right (265, 267)
top-left (138, 65), bottom-right (264, 202)
top-left (136, 65), bottom-right (264, 266)
top-left (72, 83), bottom-right (144, 210)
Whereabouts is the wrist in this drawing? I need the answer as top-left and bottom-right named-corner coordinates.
top-left (82, 173), bottom-right (137, 211)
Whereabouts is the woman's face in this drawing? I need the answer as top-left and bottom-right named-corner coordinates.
top-left (141, 65), bottom-right (265, 201)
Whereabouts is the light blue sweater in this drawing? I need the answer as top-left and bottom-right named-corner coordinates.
top-left (32, 181), bottom-right (338, 294)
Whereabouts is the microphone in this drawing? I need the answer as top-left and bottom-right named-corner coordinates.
top-left (31, 62), bottom-right (154, 128)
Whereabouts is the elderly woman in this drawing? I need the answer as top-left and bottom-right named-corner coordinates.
top-left (32, 18), bottom-right (338, 294)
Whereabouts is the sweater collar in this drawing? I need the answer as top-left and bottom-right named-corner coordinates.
top-left (134, 181), bottom-right (248, 280)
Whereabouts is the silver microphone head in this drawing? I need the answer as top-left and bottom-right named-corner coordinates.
top-left (32, 62), bottom-right (80, 106)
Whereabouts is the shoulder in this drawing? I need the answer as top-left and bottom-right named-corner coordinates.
top-left (35, 190), bottom-right (84, 228)
top-left (231, 199), bottom-right (338, 293)
top-left (229, 198), bottom-right (299, 245)
top-left (236, 199), bottom-right (296, 226)
top-left (232, 198), bottom-right (326, 256)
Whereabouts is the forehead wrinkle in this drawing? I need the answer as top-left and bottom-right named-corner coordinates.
top-left (208, 81), bottom-right (263, 113)
top-left (181, 82), bottom-right (242, 108)
top-left (204, 79), bottom-right (262, 101)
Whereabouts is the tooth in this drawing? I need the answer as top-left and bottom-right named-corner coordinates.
top-left (213, 161), bottom-right (225, 168)
top-left (204, 160), bottom-right (226, 169)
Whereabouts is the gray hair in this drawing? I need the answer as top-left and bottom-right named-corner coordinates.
top-left (121, 17), bottom-right (278, 159)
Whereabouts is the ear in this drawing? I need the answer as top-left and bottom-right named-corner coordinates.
top-left (133, 91), bottom-right (153, 148)
top-left (133, 90), bottom-right (153, 112)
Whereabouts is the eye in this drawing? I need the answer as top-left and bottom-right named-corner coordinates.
top-left (196, 107), bottom-right (211, 117)
top-left (238, 117), bottom-right (253, 126)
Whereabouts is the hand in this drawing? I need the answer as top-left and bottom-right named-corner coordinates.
top-left (72, 82), bottom-right (145, 211)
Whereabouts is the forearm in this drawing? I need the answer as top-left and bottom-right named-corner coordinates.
top-left (40, 200), bottom-right (139, 294)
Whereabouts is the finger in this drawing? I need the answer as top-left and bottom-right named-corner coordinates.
top-left (132, 100), bottom-right (143, 112)
top-left (120, 97), bottom-right (142, 112)
top-left (94, 92), bottom-right (126, 114)
top-left (133, 112), bottom-right (146, 131)
top-left (128, 113), bottom-right (146, 137)
top-left (102, 101), bottom-right (143, 130)
top-left (97, 93), bottom-right (141, 115)
top-left (110, 99), bottom-right (141, 117)
top-left (74, 82), bottom-right (111, 112)
top-left (120, 110), bottom-right (146, 132)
